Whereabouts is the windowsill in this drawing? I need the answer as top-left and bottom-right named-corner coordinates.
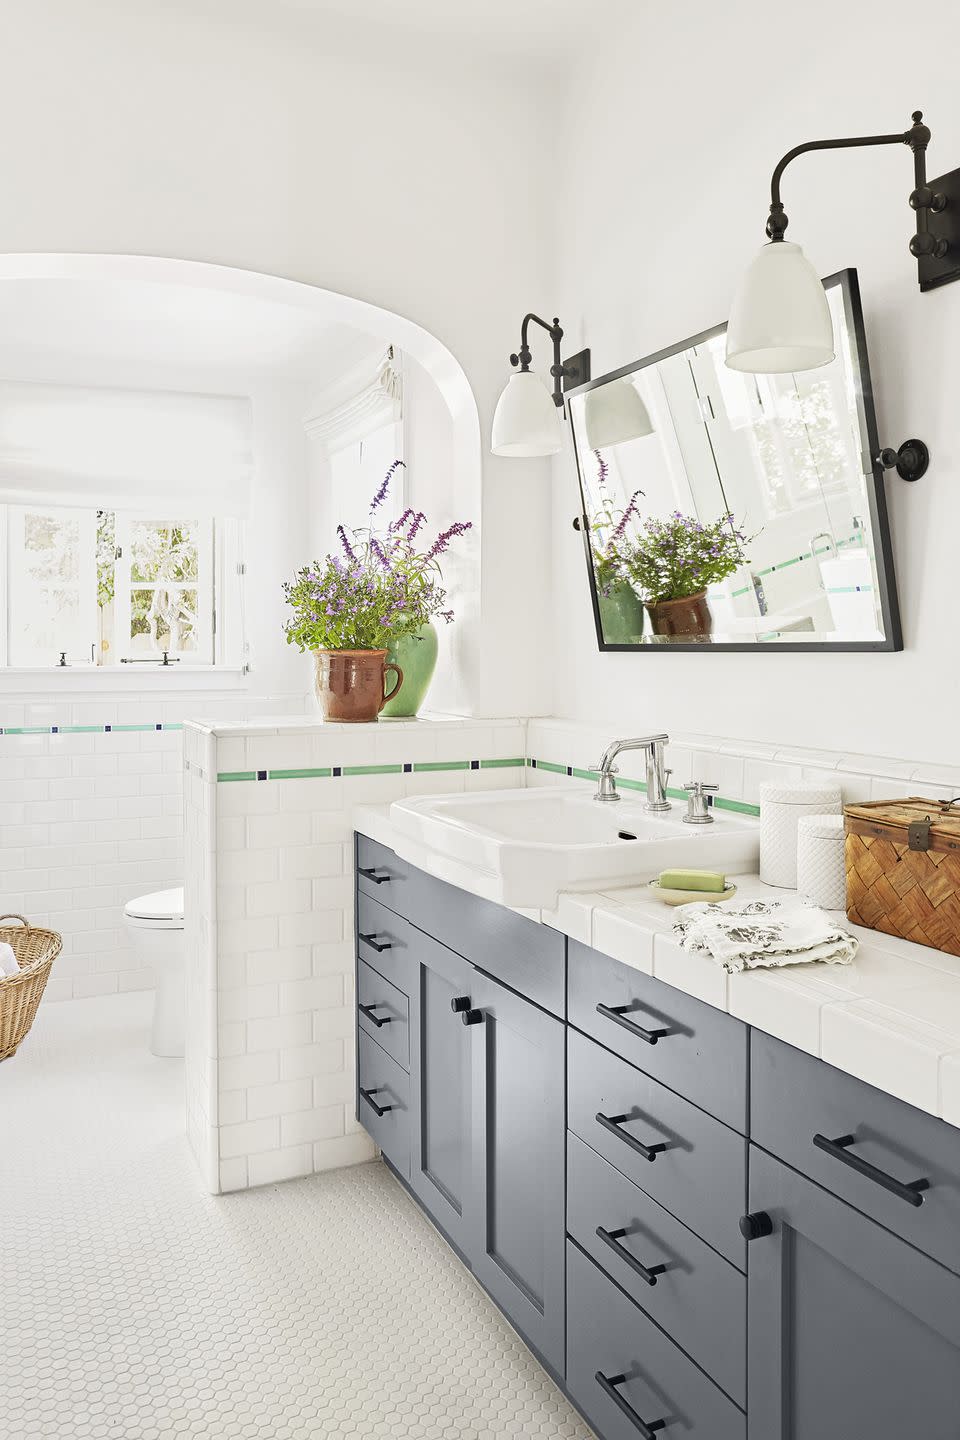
top-left (0, 666), bottom-right (250, 690)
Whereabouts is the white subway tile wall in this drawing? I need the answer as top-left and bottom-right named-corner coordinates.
top-left (0, 692), bottom-right (307, 1001)
top-left (184, 717), bottom-right (527, 1194)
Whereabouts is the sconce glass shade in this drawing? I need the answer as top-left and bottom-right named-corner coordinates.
top-left (584, 377), bottom-right (654, 448)
top-left (491, 371), bottom-right (563, 457)
top-left (726, 241), bottom-right (835, 374)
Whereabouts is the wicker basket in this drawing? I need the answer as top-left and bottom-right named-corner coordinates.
top-left (0, 914), bottom-right (62, 1060)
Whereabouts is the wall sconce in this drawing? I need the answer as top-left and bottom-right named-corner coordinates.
top-left (491, 313), bottom-right (590, 457)
top-left (727, 111), bottom-right (959, 374)
top-left (584, 377), bottom-right (654, 449)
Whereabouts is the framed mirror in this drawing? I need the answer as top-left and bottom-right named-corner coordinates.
top-left (568, 270), bottom-right (902, 651)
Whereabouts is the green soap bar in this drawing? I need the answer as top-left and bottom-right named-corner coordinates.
top-left (658, 868), bottom-right (726, 893)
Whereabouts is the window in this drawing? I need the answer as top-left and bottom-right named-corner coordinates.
top-left (2, 504), bottom-right (241, 668)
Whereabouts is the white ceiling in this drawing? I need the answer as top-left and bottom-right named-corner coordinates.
top-left (0, 277), bottom-right (387, 393)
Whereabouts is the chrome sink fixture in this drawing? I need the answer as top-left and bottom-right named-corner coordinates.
top-left (593, 733), bottom-right (671, 809)
top-left (389, 786), bottom-right (759, 910)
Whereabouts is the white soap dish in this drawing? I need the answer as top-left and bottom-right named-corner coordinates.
top-left (648, 879), bottom-right (738, 907)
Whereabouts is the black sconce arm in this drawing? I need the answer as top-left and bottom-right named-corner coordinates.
top-left (765, 111), bottom-right (947, 262)
top-left (509, 312), bottom-right (589, 407)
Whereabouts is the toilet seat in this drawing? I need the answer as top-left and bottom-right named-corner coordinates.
top-left (124, 887), bottom-right (185, 929)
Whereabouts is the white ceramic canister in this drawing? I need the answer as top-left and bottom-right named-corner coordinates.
top-left (797, 813), bottom-right (847, 910)
top-left (759, 782), bottom-right (842, 889)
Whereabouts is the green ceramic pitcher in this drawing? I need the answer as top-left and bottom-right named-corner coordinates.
top-left (382, 622), bottom-right (439, 717)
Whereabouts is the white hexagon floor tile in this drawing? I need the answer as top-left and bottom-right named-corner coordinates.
top-left (0, 993), bottom-right (593, 1438)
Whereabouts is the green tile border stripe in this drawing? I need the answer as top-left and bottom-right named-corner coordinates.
top-left (208, 750), bottom-right (763, 821)
top-left (1, 721), bottom-right (184, 735)
top-left (268, 767), bottom-right (332, 780)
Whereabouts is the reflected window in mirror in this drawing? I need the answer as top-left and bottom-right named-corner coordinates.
top-left (569, 270), bottom-right (901, 652)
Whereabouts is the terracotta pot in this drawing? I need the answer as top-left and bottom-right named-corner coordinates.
top-left (313, 649), bottom-right (403, 723)
top-left (645, 590), bottom-right (713, 639)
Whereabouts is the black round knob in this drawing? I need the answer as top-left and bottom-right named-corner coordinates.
top-left (450, 996), bottom-right (471, 1014)
top-left (461, 1009), bottom-right (484, 1026)
top-left (739, 1211), bottom-right (774, 1242)
top-left (910, 230), bottom-right (938, 257)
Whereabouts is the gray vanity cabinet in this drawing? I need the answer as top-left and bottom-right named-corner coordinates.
top-left (468, 969), bottom-right (566, 1376)
top-left (746, 1145), bottom-right (960, 1440)
top-left (407, 927), bottom-right (475, 1256)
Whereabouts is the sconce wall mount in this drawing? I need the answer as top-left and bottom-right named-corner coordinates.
top-left (766, 111), bottom-right (960, 293)
top-left (509, 312), bottom-right (591, 406)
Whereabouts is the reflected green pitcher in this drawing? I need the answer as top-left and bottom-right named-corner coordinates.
top-left (382, 622), bottom-right (439, 717)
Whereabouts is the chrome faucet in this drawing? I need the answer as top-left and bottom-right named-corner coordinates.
top-left (593, 734), bottom-right (672, 811)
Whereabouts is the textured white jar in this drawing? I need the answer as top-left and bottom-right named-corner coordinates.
top-left (797, 813), bottom-right (847, 909)
top-left (759, 782), bottom-right (842, 888)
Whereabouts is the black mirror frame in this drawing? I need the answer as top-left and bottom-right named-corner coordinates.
top-left (567, 268), bottom-right (904, 654)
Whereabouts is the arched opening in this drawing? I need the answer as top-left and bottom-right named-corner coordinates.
top-left (0, 253), bottom-right (482, 716)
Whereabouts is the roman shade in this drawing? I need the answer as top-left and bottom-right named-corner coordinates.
top-left (0, 381), bottom-right (253, 517)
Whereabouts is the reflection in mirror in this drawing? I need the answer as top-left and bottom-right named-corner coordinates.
top-left (569, 270), bottom-right (901, 651)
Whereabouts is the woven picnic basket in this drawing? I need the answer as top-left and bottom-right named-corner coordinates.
top-left (845, 798), bottom-right (960, 956)
top-left (0, 914), bottom-right (62, 1060)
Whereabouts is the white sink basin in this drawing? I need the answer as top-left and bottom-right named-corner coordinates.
top-left (389, 787), bottom-right (759, 910)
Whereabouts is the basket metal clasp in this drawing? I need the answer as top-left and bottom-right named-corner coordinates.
top-left (908, 818), bottom-right (933, 851)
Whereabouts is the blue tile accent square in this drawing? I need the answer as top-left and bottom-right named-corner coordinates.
top-left (567, 766), bottom-right (572, 776)
top-left (531, 758), bottom-right (538, 768)
top-left (332, 766), bottom-right (342, 777)
top-left (156, 723), bottom-right (162, 731)
top-left (403, 763), bottom-right (412, 774)
top-left (105, 724), bottom-right (112, 732)
top-left (52, 726), bottom-right (59, 734)
top-left (257, 770), bottom-right (267, 781)
top-left (470, 760), bottom-right (479, 770)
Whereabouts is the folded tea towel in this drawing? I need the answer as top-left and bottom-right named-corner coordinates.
top-left (0, 941), bottom-right (20, 977)
top-left (673, 896), bottom-right (858, 975)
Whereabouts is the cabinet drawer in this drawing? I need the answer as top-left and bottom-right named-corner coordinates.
top-left (357, 958), bottom-right (409, 1071)
top-left (357, 1030), bottom-right (410, 1179)
top-left (752, 1031), bottom-right (960, 1277)
top-left (566, 1242), bottom-right (745, 1440)
top-left (355, 891), bottom-right (417, 996)
top-left (568, 939), bottom-right (748, 1132)
top-left (567, 1133), bottom-right (745, 1407)
top-left (568, 1029), bottom-right (746, 1268)
top-left (356, 833), bottom-right (565, 1017)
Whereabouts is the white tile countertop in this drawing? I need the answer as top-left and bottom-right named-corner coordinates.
top-left (355, 804), bottom-right (960, 1131)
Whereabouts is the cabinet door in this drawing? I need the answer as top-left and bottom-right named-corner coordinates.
top-left (747, 1147), bottom-right (960, 1440)
top-left (468, 972), bottom-right (566, 1376)
top-left (407, 929), bottom-right (476, 1257)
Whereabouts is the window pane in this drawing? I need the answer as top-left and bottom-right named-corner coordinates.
top-left (128, 585), bottom-right (199, 655)
top-left (7, 507), bottom-right (94, 665)
top-left (129, 519), bottom-right (200, 583)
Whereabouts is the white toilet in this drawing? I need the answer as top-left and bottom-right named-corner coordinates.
top-left (123, 887), bottom-right (186, 1058)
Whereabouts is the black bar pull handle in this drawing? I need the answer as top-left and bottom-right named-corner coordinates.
top-left (359, 932), bottom-right (392, 954)
top-left (595, 1372), bottom-right (666, 1437)
top-left (596, 1002), bottom-right (669, 1046)
top-left (358, 867), bottom-right (391, 885)
top-left (812, 1132), bottom-right (930, 1207)
top-left (595, 1226), bottom-right (667, 1287)
top-left (358, 1001), bottom-right (390, 1029)
top-left (359, 1086), bottom-right (392, 1118)
top-left (595, 1112), bottom-right (667, 1163)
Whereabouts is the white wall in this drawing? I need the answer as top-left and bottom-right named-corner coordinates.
top-left (550, 0), bottom-right (960, 765)
top-left (0, 0), bottom-right (560, 720)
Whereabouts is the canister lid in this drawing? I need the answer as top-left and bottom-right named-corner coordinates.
top-left (760, 781), bottom-right (842, 807)
top-left (798, 813), bottom-right (845, 841)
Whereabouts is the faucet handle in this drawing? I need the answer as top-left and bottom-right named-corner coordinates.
top-left (682, 779), bottom-right (717, 825)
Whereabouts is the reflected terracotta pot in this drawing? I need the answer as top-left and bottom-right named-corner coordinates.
top-left (313, 649), bottom-right (403, 723)
top-left (645, 591), bottom-right (713, 639)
